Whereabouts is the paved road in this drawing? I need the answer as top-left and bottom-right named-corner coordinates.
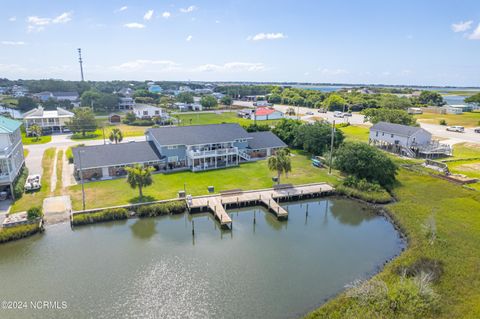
top-left (233, 100), bottom-right (480, 144)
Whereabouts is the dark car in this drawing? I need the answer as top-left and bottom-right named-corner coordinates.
top-left (475, 128), bottom-right (480, 133)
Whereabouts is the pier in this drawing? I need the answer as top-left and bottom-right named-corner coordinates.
top-left (186, 182), bottom-right (334, 228)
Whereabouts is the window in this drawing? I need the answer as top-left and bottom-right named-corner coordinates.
top-left (143, 111), bottom-right (148, 115)
top-left (375, 131), bottom-right (378, 137)
top-left (167, 145), bottom-right (178, 150)
top-left (391, 134), bottom-right (394, 138)
top-left (155, 110), bottom-right (160, 115)
top-left (382, 132), bottom-right (384, 136)
top-left (168, 156), bottom-right (178, 162)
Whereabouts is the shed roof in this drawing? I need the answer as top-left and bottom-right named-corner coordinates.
top-left (370, 122), bottom-right (427, 137)
top-left (72, 141), bottom-right (163, 169)
top-left (247, 131), bottom-right (287, 149)
top-left (147, 123), bottom-right (251, 146)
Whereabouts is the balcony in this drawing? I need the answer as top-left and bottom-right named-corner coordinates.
top-left (187, 147), bottom-right (238, 158)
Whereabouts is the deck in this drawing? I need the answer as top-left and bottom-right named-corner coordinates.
top-left (187, 183), bottom-right (334, 228)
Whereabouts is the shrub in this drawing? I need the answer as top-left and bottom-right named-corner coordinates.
top-left (12, 165), bottom-right (28, 199)
top-left (127, 119), bottom-right (154, 126)
top-left (0, 224), bottom-right (41, 243)
top-left (72, 208), bottom-right (129, 226)
top-left (439, 119), bottom-right (447, 126)
top-left (27, 206), bottom-right (43, 220)
top-left (136, 201), bottom-right (186, 217)
top-left (395, 257), bottom-right (444, 283)
top-left (336, 184), bottom-right (392, 203)
top-left (243, 123), bottom-right (270, 132)
top-left (66, 144), bottom-right (85, 163)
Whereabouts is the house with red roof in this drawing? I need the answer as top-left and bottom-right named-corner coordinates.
top-left (252, 107), bottom-right (284, 121)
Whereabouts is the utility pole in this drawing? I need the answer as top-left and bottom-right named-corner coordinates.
top-left (329, 120), bottom-right (335, 175)
top-left (102, 126), bottom-right (106, 145)
top-left (78, 150), bottom-right (86, 210)
top-left (78, 48), bottom-right (85, 82)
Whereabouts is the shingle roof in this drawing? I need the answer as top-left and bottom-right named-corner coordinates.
top-left (255, 107), bottom-right (276, 116)
top-left (147, 123), bottom-right (251, 146)
top-left (0, 116), bottom-right (22, 133)
top-left (370, 122), bottom-right (427, 137)
top-left (247, 131), bottom-right (287, 149)
top-left (72, 141), bottom-right (163, 169)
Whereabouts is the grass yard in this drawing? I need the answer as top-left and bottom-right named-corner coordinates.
top-left (307, 167), bottom-right (480, 319)
top-left (339, 125), bottom-right (370, 142)
top-left (415, 111), bottom-right (480, 127)
top-left (55, 150), bottom-right (64, 195)
top-left (71, 123), bottom-right (150, 140)
top-left (174, 111), bottom-right (279, 127)
top-left (68, 150), bottom-right (341, 210)
top-left (11, 148), bottom-right (56, 213)
top-left (21, 133), bottom-right (52, 145)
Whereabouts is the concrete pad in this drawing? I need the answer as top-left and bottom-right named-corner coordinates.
top-left (43, 195), bottom-right (72, 225)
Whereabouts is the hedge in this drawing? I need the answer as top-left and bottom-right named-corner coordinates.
top-left (72, 208), bottom-right (129, 226)
top-left (136, 201), bottom-right (186, 218)
top-left (336, 184), bottom-right (393, 204)
top-left (0, 223), bottom-right (41, 243)
top-left (12, 165), bottom-right (28, 199)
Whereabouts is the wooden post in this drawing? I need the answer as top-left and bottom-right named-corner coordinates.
top-left (192, 220), bottom-right (195, 236)
top-left (254, 211), bottom-right (256, 224)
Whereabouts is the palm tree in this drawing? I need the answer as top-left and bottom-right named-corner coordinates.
top-left (29, 124), bottom-right (42, 141)
top-left (109, 128), bottom-right (123, 144)
top-left (267, 149), bottom-right (292, 185)
top-left (125, 164), bottom-right (154, 200)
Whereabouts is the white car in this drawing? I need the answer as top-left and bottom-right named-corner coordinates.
top-left (24, 174), bottom-right (41, 191)
top-left (306, 111), bottom-right (314, 115)
top-left (446, 126), bottom-right (465, 133)
top-left (333, 111), bottom-right (344, 118)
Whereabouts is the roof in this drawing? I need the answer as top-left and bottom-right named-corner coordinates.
top-left (247, 131), bottom-right (287, 149)
top-left (255, 107), bottom-right (276, 116)
top-left (72, 141), bottom-right (163, 169)
top-left (370, 122), bottom-right (428, 137)
top-left (0, 116), bottom-right (22, 133)
top-left (52, 92), bottom-right (78, 98)
top-left (133, 104), bottom-right (162, 111)
top-left (147, 123), bottom-right (251, 146)
top-left (23, 107), bottom-right (74, 119)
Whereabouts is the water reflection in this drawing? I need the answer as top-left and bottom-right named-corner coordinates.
top-left (329, 199), bottom-right (376, 226)
top-left (130, 218), bottom-right (157, 240)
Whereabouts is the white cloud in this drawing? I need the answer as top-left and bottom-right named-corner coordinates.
top-left (180, 5), bottom-right (197, 13)
top-left (52, 12), bottom-right (73, 24)
top-left (162, 11), bottom-right (171, 18)
top-left (468, 23), bottom-right (480, 40)
top-left (451, 20), bottom-right (473, 32)
top-left (1, 41), bottom-right (26, 46)
top-left (124, 23), bottom-right (146, 29)
top-left (144, 10), bottom-right (154, 21)
top-left (112, 60), bottom-right (179, 72)
top-left (8, 16), bottom-right (16, 22)
top-left (248, 32), bottom-right (286, 41)
top-left (26, 12), bottom-right (72, 32)
top-left (215, 20), bottom-right (220, 24)
top-left (118, 6), bottom-right (128, 12)
top-left (186, 35), bottom-right (193, 42)
top-left (319, 68), bottom-right (348, 75)
top-left (194, 62), bottom-right (266, 73)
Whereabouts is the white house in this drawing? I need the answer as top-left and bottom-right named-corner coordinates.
top-left (118, 97), bottom-right (135, 110)
top-left (32, 91), bottom-right (79, 103)
top-left (23, 106), bottom-right (74, 134)
top-left (369, 122), bottom-right (451, 157)
top-left (252, 107), bottom-right (284, 121)
top-left (132, 104), bottom-right (165, 119)
top-left (0, 116), bottom-right (25, 199)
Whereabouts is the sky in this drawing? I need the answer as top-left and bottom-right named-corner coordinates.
top-left (0, 0), bottom-right (479, 86)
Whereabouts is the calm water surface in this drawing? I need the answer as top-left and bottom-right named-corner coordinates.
top-left (0, 198), bottom-right (404, 319)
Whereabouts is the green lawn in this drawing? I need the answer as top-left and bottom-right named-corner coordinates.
top-left (307, 167), bottom-right (480, 319)
top-left (68, 150), bottom-right (341, 210)
top-left (339, 125), bottom-right (370, 142)
top-left (21, 133), bottom-right (52, 145)
top-left (11, 148), bottom-right (56, 213)
top-left (415, 111), bottom-right (480, 127)
top-left (174, 111), bottom-right (279, 126)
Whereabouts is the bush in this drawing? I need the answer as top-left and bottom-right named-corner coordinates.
top-left (71, 132), bottom-right (100, 140)
top-left (72, 208), bottom-right (129, 226)
top-left (0, 224), bottom-right (41, 243)
top-left (439, 119), bottom-right (447, 126)
top-left (66, 144), bottom-right (85, 163)
top-left (136, 201), bottom-right (186, 217)
top-left (336, 184), bottom-right (392, 203)
top-left (123, 119), bottom-right (154, 126)
top-left (395, 258), bottom-right (444, 283)
top-left (12, 165), bottom-right (28, 199)
top-left (243, 123), bottom-right (270, 132)
top-left (27, 206), bottom-right (43, 220)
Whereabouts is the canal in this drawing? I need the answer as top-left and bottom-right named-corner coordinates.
top-left (0, 198), bottom-right (405, 319)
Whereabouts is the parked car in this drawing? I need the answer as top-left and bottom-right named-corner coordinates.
top-left (24, 174), bottom-right (41, 191)
top-left (446, 126), bottom-right (465, 133)
top-left (474, 128), bottom-right (480, 133)
top-left (306, 111), bottom-right (314, 115)
top-left (343, 112), bottom-right (352, 117)
top-left (333, 111), bottom-right (344, 118)
top-left (317, 108), bottom-right (327, 113)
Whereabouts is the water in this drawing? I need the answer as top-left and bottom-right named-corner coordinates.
top-left (0, 106), bottom-right (22, 119)
top-left (0, 198), bottom-right (404, 319)
top-left (443, 94), bottom-right (466, 105)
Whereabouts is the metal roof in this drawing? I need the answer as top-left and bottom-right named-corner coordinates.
top-left (370, 121), bottom-right (427, 137)
top-left (72, 141), bottom-right (163, 169)
top-left (147, 123), bottom-right (251, 146)
top-left (0, 116), bottom-right (22, 133)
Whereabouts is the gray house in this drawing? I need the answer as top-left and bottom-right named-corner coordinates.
top-left (369, 122), bottom-right (452, 157)
top-left (73, 123), bottom-right (286, 180)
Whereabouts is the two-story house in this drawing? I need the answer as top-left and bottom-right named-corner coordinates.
top-left (23, 106), bottom-right (74, 134)
top-left (132, 104), bottom-right (165, 119)
top-left (72, 123), bottom-right (286, 180)
top-left (0, 116), bottom-right (25, 199)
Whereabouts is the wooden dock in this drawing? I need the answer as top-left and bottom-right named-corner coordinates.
top-left (186, 183), bottom-right (334, 228)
